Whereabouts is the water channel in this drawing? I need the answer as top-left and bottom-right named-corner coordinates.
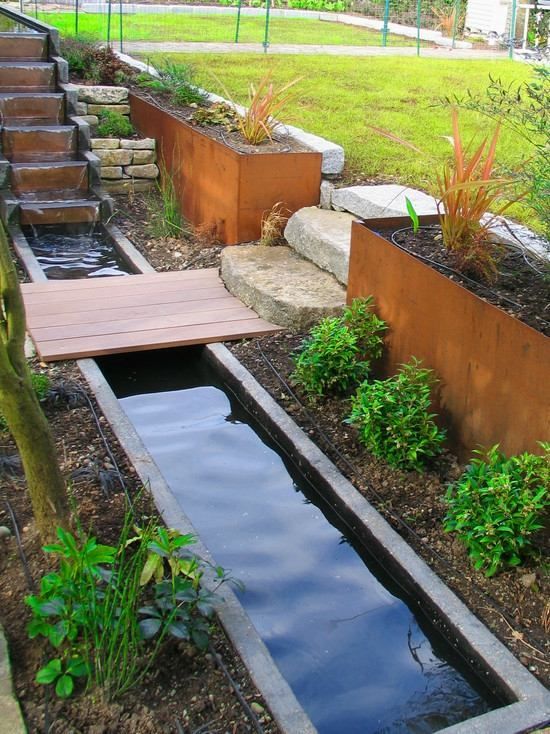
top-left (98, 347), bottom-right (499, 734)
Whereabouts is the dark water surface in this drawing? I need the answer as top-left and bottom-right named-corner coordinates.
top-left (24, 225), bottom-right (131, 279)
top-left (99, 349), bottom-right (498, 734)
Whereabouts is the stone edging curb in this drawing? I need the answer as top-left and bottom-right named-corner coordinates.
top-left (0, 624), bottom-right (26, 734)
top-left (203, 341), bottom-right (550, 734)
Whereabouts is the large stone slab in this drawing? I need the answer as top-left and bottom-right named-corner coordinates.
top-left (77, 85), bottom-right (128, 104)
top-left (221, 245), bottom-right (346, 330)
top-left (332, 184), bottom-right (438, 219)
top-left (284, 206), bottom-right (355, 285)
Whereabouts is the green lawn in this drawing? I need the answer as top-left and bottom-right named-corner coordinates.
top-left (38, 11), bottom-right (423, 46)
top-left (153, 53), bottom-right (536, 228)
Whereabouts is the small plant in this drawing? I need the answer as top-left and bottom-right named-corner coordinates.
top-left (432, 3), bottom-right (464, 36)
top-left (193, 102), bottom-right (239, 131)
top-left (61, 37), bottom-right (133, 85)
top-left (238, 73), bottom-right (302, 145)
top-left (138, 61), bottom-right (207, 108)
top-left (148, 158), bottom-right (187, 239)
top-left (26, 512), bottom-right (230, 700)
top-left (347, 358), bottom-right (446, 471)
top-left (260, 201), bottom-right (289, 246)
top-left (444, 443), bottom-right (549, 576)
top-left (291, 298), bottom-right (386, 397)
top-left (95, 109), bottom-right (134, 138)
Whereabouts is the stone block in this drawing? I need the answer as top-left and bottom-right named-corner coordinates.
top-left (95, 148), bottom-right (133, 166)
top-left (331, 184), bottom-right (438, 219)
top-left (80, 115), bottom-right (98, 126)
top-left (221, 245), bottom-right (345, 330)
top-left (120, 138), bottom-right (156, 150)
top-left (75, 101), bottom-right (88, 115)
top-left (319, 180), bottom-right (334, 210)
top-left (285, 207), bottom-right (355, 285)
top-left (132, 149), bottom-right (156, 165)
top-left (91, 138), bottom-right (120, 149)
top-left (88, 103), bottom-right (131, 116)
top-left (125, 163), bottom-right (159, 179)
top-left (77, 85), bottom-right (128, 104)
top-left (100, 166), bottom-right (123, 179)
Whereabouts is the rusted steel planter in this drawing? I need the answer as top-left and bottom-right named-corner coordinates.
top-left (129, 93), bottom-right (322, 245)
top-left (347, 219), bottom-right (550, 458)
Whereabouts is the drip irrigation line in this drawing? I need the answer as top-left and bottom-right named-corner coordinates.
top-left (208, 642), bottom-right (264, 734)
top-left (254, 341), bottom-right (548, 657)
top-left (4, 500), bottom-right (35, 592)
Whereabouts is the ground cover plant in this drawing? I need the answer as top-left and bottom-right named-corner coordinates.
top-left (151, 53), bottom-right (538, 230)
top-left (95, 109), bottom-right (135, 138)
top-left (40, 11), bottom-right (422, 46)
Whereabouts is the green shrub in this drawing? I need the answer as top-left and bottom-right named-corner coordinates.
top-left (95, 109), bottom-right (134, 138)
top-left (61, 37), bottom-right (133, 85)
top-left (291, 298), bottom-right (386, 397)
top-left (348, 358), bottom-right (445, 470)
top-left (444, 444), bottom-right (549, 576)
top-left (138, 61), bottom-right (207, 107)
top-left (0, 371), bottom-right (50, 433)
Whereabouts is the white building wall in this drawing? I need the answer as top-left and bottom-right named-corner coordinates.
top-left (465, 0), bottom-right (510, 35)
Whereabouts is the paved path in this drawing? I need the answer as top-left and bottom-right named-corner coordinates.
top-left (123, 40), bottom-right (507, 58)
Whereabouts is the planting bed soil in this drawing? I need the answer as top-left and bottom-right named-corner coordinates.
top-left (0, 360), bottom-right (278, 734)
top-left (387, 225), bottom-right (550, 336)
top-left (229, 333), bottom-right (550, 689)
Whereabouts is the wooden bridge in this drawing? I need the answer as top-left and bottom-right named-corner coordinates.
top-left (22, 269), bottom-right (280, 362)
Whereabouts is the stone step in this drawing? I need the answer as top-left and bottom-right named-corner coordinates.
top-left (331, 184), bottom-right (438, 220)
top-left (0, 61), bottom-right (55, 92)
top-left (284, 206), bottom-right (356, 285)
top-left (2, 125), bottom-right (77, 163)
top-left (0, 32), bottom-right (48, 61)
top-left (221, 245), bottom-right (346, 331)
top-left (11, 161), bottom-right (88, 194)
top-left (18, 199), bottom-right (101, 226)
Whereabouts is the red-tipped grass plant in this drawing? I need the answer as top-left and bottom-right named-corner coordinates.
top-left (238, 73), bottom-right (303, 145)
top-left (371, 109), bottom-right (523, 283)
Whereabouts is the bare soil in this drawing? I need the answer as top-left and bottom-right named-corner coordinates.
top-left (0, 360), bottom-right (278, 734)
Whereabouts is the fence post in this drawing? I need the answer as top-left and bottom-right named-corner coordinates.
top-left (107, 0), bottom-right (112, 46)
top-left (75, 0), bottom-right (79, 36)
top-left (234, 0), bottom-right (242, 43)
top-left (382, 0), bottom-right (390, 46)
top-left (451, 0), bottom-right (460, 49)
top-left (119, 0), bottom-right (123, 53)
top-left (263, 0), bottom-right (271, 52)
top-left (509, 0), bottom-right (518, 58)
top-left (416, 0), bottom-right (421, 56)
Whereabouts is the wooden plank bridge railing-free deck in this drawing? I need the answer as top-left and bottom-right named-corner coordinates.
top-left (21, 268), bottom-right (280, 362)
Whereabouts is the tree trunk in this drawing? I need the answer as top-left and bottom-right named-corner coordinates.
top-left (0, 222), bottom-right (70, 542)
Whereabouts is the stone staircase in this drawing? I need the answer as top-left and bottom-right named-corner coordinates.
top-left (0, 11), bottom-right (109, 229)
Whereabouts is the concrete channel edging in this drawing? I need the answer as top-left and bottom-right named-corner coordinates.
top-left (204, 341), bottom-right (550, 734)
top-left (77, 358), bottom-right (318, 734)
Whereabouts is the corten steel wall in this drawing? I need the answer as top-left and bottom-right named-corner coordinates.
top-left (347, 221), bottom-right (550, 458)
top-left (129, 94), bottom-right (322, 245)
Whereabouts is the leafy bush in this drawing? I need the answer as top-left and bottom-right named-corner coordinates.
top-left (291, 298), bottom-right (386, 397)
top-left (444, 444), bottom-right (549, 577)
top-left (138, 61), bottom-right (207, 107)
top-left (0, 371), bottom-right (49, 433)
top-left (348, 358), bottom-right (445, 470)
top-left (61, 37), bottom-right (133, 85)
top-left (26, 514), bottom-right (231, 699)
top-left (193, 102), bottom-right (239, 131)
top-left (95, 109), bottom-right (134, 138)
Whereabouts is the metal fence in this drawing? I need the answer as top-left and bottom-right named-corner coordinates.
top-left (13, 0), bottom-right (550, 59)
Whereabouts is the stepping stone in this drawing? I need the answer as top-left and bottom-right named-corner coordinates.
top-left (284, 206), bottom-right (355, 285)
top-left (331, 184), bottom-right (438, 219)
top-left (221, 245), bottom-right (346, 330)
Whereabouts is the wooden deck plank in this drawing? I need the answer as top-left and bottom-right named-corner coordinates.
top-left (35, 318), bottom-right (281, 361)
top-left (22, 269), bottom-right (281, 362)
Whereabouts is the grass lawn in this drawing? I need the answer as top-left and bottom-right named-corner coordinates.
top-left (152, 53), bottom-right (537, 228)
top-left (38, 11), bottom-right (423, 46)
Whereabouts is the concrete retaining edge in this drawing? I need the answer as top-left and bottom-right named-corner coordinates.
top-left (78, 358), bottom-right (317, 734)
top-left (203, 341), bottom-right (550, 734)
top-left (0, 624), bottom-right (26, 734)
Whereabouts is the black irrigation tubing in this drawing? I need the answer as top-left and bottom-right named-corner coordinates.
top-left (208, 642), bottom-right (265, 734)
top-left (391, 225), bottom-right (550, 330)
top-left (254, 341), bottom-right (547, 656)
top-left (4, 499), bottom-right (35, 592)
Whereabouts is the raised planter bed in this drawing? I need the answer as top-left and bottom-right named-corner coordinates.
top-left (129, 92), bottom-right (323, 245)
top-left (347, 217), bottom-right (550, 458)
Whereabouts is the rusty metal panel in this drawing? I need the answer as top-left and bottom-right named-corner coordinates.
top-left (130, 93), bottom-right (322, 245)
top-left (347, 221), bottom-right (550, 458)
